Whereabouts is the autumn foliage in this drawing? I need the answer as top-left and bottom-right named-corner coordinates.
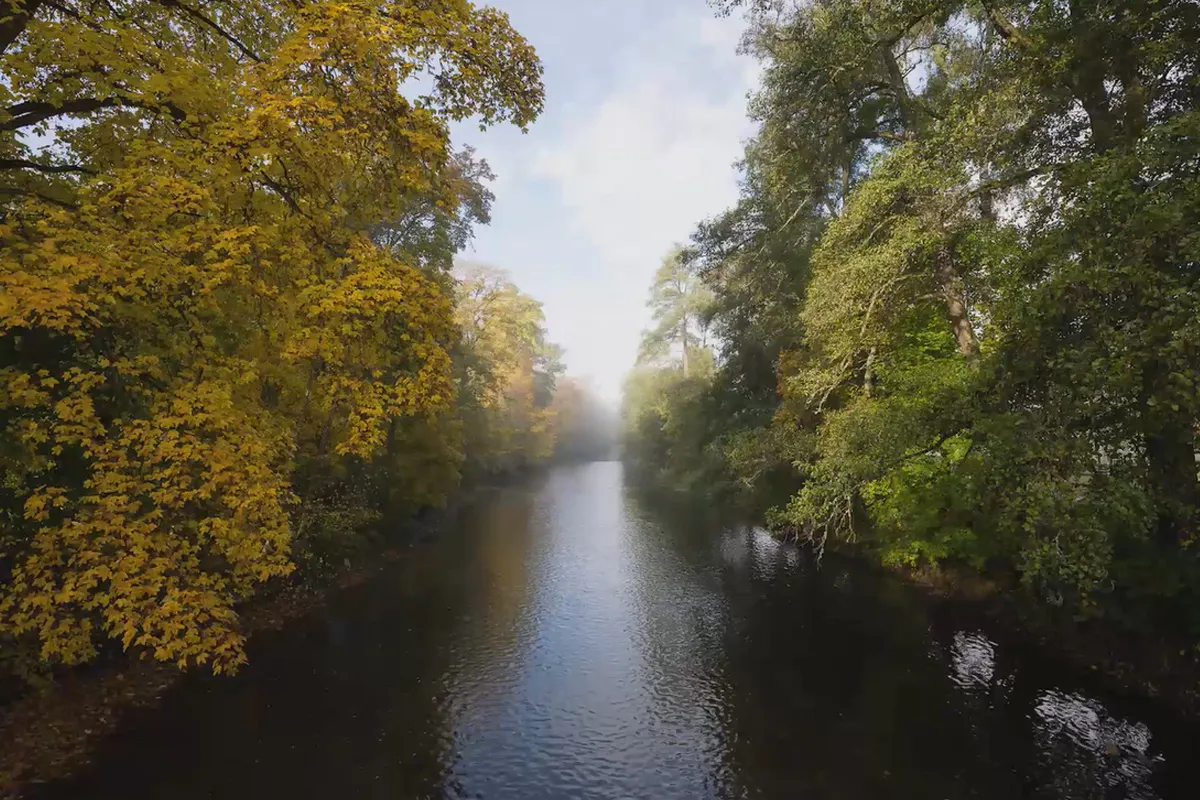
top-left (0, 0), bottom-right (554, 675)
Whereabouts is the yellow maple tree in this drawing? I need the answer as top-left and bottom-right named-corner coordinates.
top-left (453, 264), bottom-right (562, 477)
top-left (0, 0), bottom-right (543, 672)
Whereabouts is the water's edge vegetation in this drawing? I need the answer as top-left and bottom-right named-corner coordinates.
top-left (0, 471), bottom-right (589, 796)
top-left (620, 0), bottom-right (1200, 711)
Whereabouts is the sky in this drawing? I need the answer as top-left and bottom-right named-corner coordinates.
top-left (449, 0), bottom-right (761, 404)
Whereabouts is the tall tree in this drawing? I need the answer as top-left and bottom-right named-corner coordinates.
top-left (639, 248), bottom-right (714, 378)
top-left (631, 0), bottom-right (1200, 630)
top-left (0, 0), bottom-right (544, 673)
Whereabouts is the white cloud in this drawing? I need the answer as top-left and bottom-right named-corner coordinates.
top-left (534, 15), bottom-right (755, 276)
top-left (534, 85), bottom-right (747, 270)
top-left (523, 8), bottom-right (758, 401)
top-left (459, 1), bottom-right (760, 403)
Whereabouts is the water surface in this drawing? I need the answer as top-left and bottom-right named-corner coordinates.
top-left (36, 462), bottom-right (1199, 798)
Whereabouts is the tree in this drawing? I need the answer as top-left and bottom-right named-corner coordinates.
top-left (0, 0), bottom-right (544, 673)
top-left (454, 263), bottom-right (563, 477)
top-left (549, 377), bottom-right (616, 463)
top-left (741, 0), bottom-right (1200, 606)
top-left (638, 248), bottom-right (714, 378)
top-left (637, 0), bottom-right (1200, 632)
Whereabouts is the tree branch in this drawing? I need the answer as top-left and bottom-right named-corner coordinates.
top-left (257, 172), bottom-right (303, 215)
top-left (953, 164), bottom-right (1059, 215)
top-left (876, 11), bottom-right (932, 49)
top-left (845, 126), bottom-right (910, 144)
top-left (980, 1), bottom-right (1032, 50)
top-left (882, 429), bottom-right (960, 474)
top-left (0, 157), bottom-right (95, 175)
top-left (3, 95), bottom-right (187, 130)
top-left (0, 0), bottom-right (43, 56)
top-left (155, 0), bottom-right (263, 63)
top-left (4, 98), bottom-right (116, 130)
top-left (0, 186), bottom-right (77, 209)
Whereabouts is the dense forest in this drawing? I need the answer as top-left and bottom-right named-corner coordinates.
top-left (624, 0), bottom-right (1200, 643)
top-left (0, 0), bottom-right (617, 685)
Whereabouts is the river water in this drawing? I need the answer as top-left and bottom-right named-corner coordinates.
top-left (36, 462), bottom-right (1198, 799)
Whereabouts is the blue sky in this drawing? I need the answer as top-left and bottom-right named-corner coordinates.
top-left (449, 0), bottom-right (760, 404)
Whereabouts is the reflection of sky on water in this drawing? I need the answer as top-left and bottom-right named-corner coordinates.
top-left (719, 526), bottom-right (799, 580)
top-left (717, 527), bottom-right (749, 569)
top-left (950, 630), bottom-right (997, 690)
top-left (36, 464), bottom-right (1195, 800)
top-left (947, 628), bottom-right (1166, 799)
top-left (1033, 689), bottom-right (1162, 800)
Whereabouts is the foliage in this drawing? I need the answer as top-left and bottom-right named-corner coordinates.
top-left (622, 248), bottom-right (758, 497)
top-left (550, 376), bottom-right (617, 463)
top-left (454, 263), bottom-right (563, 478)
top-left (629, 0), bottom-right (1200, 638)
top-left (638, 248), bottom-right (714, 378)
top-left (0, 0), bottom-right (566, 677)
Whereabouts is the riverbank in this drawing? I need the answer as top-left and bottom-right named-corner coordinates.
top-left (635, 480), bottom-right (1200, 719)
top-left (0, 495), bottom-right (474, 799)
top-left (10, 463), bottom-right (1200, 800)
top-left (774, 527), bottom-right (1200, 720)
top-left (890, 558), bottom-right (1200, 719)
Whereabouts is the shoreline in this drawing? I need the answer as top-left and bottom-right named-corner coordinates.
top-left (0, 494), bottom-right (477, 799)
top-left (638, 478), bottom-right (1200, 717)
top-left (3, 477), bottom-right (1197, 796)
top-left (844, 548), bottom-right (1200, 719)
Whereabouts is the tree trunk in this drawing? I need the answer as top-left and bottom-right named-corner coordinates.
top-left (883, 45), bottom-right (917, 132)
top-left (1075, 73), bottom-right (1116, 153)
top-left (380, 417), bottom-right (398, 511)
top-left (840, 160), bottom-right (852, 214)
top-left (318, 402), bottom-right (339, 456)
top-left (863, 346), bottom-right (877, 398)
top-left (0, 0), bottom-right (41, 57)
top-left (980, 163), bottom-right (995, 222)
top-left (934, 245), bottom-right (977, 357)
top-left (1144, 362), bottom-right (1199, 547)
top-left (1068, 0), bottom-right (1116, 153)
top-left (680, 316), bottom-right (690, 378)
top-left (1146, 417), bottom-right (1197, 547)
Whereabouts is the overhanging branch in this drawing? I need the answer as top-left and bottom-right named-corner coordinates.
top-left (0, 186), bottom-right (77, 209)
top-left (0, 157), bottom-right (95, 174)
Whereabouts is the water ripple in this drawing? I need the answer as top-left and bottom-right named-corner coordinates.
top-left (28, 462), bottom-right (1199, 800)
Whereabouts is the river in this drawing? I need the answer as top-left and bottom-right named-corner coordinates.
top-left (34, 461), bottom-right (1199, 799)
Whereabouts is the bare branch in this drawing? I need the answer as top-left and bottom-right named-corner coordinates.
top-left (3, 95), bottom-right (187, 130)
top-left (3, 97), bottom-right (115, 130)
top-left (155, 0), bottom-right (263, 63)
